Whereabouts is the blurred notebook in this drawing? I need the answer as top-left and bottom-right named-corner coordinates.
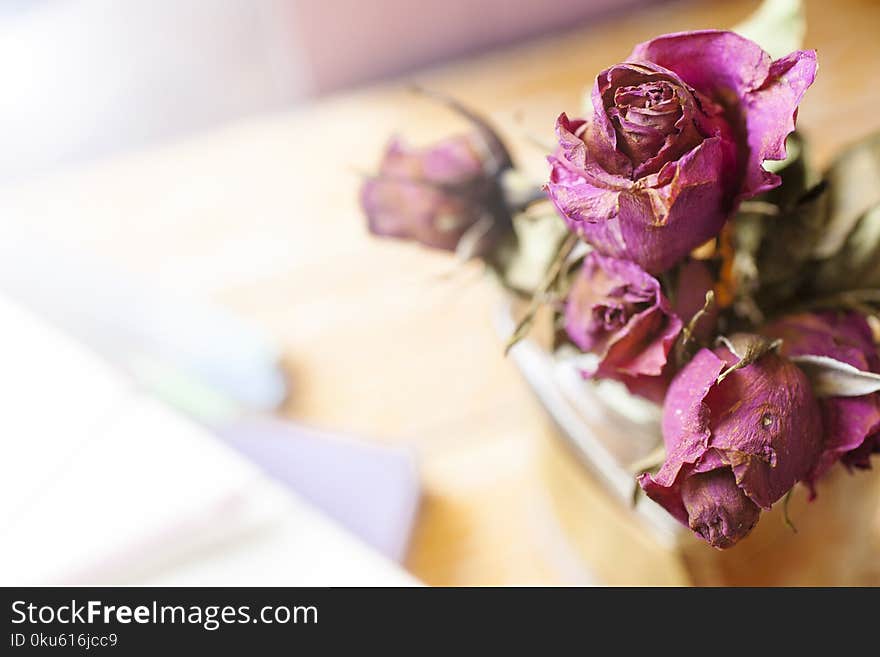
top-left (0, 294), bottom-right (416, 585)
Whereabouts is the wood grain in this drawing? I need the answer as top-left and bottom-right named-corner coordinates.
top-left (1, 0), bottom-right (878, 584)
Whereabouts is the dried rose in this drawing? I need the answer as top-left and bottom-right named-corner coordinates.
top-left (763, 312), bottom-right (880, 477)
top-left (547, 31), bottom-right (817, 273)
top-left (639, 343), bottom-right (822, 548)
top-left (361, 106), bottom-right (513, 256)
top-left (564, 251), bottom-right (682, 402)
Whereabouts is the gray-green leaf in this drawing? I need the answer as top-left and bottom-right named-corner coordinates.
top-left (491, 209), bottom-right (570, 296)
top-left (814, 204), bottom-right (880, 293)
top-left (813, 131), bottom-right (880, 260)
top-left (790, 354), bottom-right (880, 397)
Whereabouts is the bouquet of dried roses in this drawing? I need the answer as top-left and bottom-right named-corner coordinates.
top-left (360, 1), bottom-right (880, 551)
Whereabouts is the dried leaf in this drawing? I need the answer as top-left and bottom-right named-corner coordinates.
top-left (720, 136), bottom-right (815, 318)
top-left (628, 444), bottom-right (667, 475)
top-left (733, 0), bottom-right (806, 61)
top-left (498, 169), bottom-right (547, 213)
top-left (631, 482), bottom-right (642, 508)
top-left (729, 212), bottom-right (764, 311)
top-left (504, 312), bottom-right (538, 355)
top-left (410, 85), bottom-right (513, 174)
top-left (687, 290), bottom-right (715, 339)
top-left (629, 444), bottom-right (667, 508)
top-left (793, 288), bottom-right (880, 315)
top-left (813, 130), bottom-right (880, 259)
top-left (765, 133), bottom-right (817, 208)
top-left (454, 214), bottom-right (495, 262)
top-left (789, 354), bottom-right (880, 397)
top-left (782, 489), bottom-right (798, 534)
top-left (814, 204), bottom-right (880, 293)
top-left (716, 334), bottom-right (778, 360)
top-left (504, 231), bottom-right (578, 354)
top-left (674, 290), bottom-right (715, 366)
top-left (727, 134), bottom-right (826, 312)
top-left (716, 334), bottom-right (782, 382)
top-left (752, 182), bottom-right (828, 305)
top-left (489, 209), bottom-right (570, 297)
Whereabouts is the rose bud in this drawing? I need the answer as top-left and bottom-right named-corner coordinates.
top-left (361, 101), bottom-right (514, 257)
top-left (564, 251), bottom-right (682, 402)
top-left (763, 312), bottom-right (880, 477)
top-left (547, 31), bottom-right (817, 273)
top-left (639, 343), bottom-right (823, 549)
top-left (680, 468), bottom-right (760, 550)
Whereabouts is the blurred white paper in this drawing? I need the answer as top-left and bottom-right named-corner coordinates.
top-left (0, 228), bottom-right (287, 413)
top-left (0, 295), bottom-right (415, 586)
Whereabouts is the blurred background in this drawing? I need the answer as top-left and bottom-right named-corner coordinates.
top-left (0, 0), bottom-right (646, 183)
top-left (1, 0), bottom-right (878, 586)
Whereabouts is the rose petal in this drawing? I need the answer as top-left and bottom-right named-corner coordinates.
top-left (739, 49), bottom-right (818, 197)
top-left (546, 150), bottom-right (626, 259)
top-left (660, 348), bottom-right (724, 456)
top-left (565, 252), bottom-right (682, 401)
top-left (616, 137), bottom-right (726, 272)
top-left (764, 311), bottom-right (880, 481)
top-left (630, 30), bottom-right (816, 199)
top-left (707, 352), bottom-right (822, 508)
top-left (630, 30), bottom-right (771, 106)
top-left (597, 306), bottom-right (681, 379)
top-left (818, 396), bottom-right (880, 475)
top-left (639, 347), bottom-right (725, 527)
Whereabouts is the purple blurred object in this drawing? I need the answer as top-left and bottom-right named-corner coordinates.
top-left (216, 417), bottom-right (420, 562)
top-left (361, 130), bottom-right (511, 256)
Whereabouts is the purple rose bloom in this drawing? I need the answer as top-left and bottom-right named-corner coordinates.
top-left (565, 251), bottom-right (682, 402)
top-left (763, 312), bottom-right (880, 478)
top-left (639, 344), bottom-right (822, 548)
top-left (547, 31), bottom-right (817, 273)
top-left (361, 119), bottom-right (512, 255)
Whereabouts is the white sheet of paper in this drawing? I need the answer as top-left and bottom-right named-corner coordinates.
top-left (0, 295), bottom-right (415, 586)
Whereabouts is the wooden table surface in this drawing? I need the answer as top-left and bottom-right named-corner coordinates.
top-left (2, 0), bottom-right (879, 584)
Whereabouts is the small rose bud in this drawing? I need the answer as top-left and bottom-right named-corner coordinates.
top-left (639, 343), bottom-right (822, 549)
top-left (564, 251), bottom-right (682, 401)
top-left (681, 468), bottom-right (760, 549)
top-left (361, 101), bottom-right (514, 257)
